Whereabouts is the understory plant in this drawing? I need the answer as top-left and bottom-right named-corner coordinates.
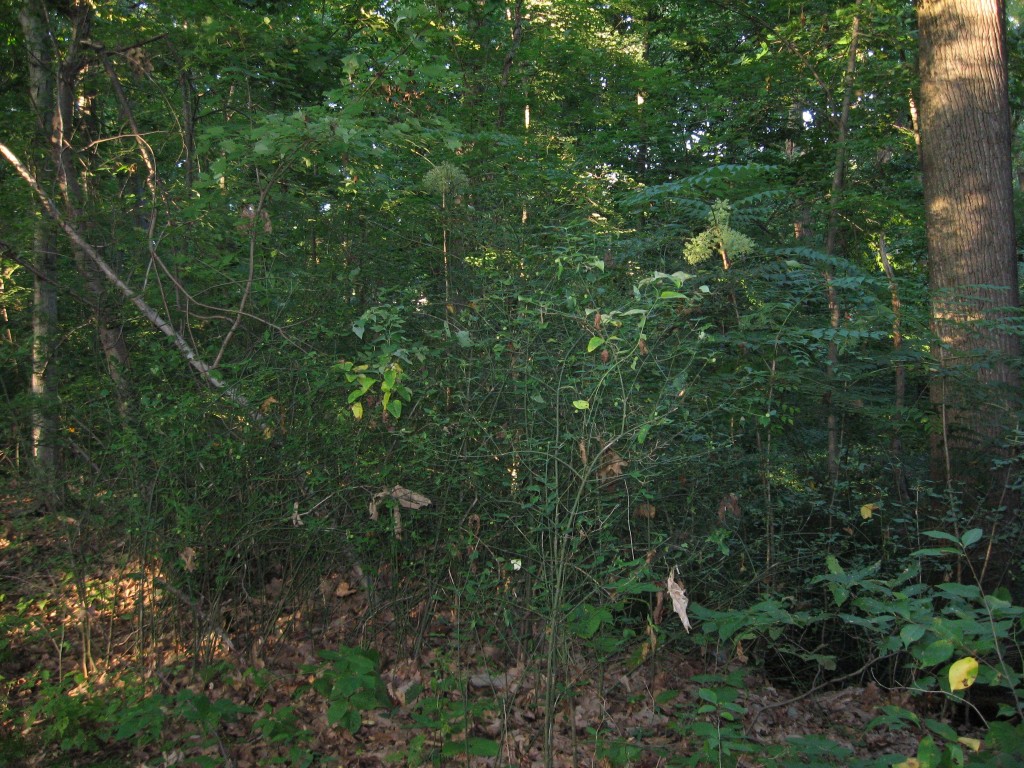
top-left (672, 524), bottom-right (1024, 767)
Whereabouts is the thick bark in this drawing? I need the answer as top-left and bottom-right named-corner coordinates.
top-left (919, 0), bottom-right (1020, 476)
top-left (918, 0), bottom-right (1021, 586)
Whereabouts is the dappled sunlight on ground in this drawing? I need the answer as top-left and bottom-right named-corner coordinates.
top-left (0, 494), bottom-right (945, 767)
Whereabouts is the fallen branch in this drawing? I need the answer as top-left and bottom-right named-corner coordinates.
top-left (0, 141), bottom-right (250, 410)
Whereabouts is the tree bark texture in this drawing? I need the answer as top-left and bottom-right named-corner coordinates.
top-left (918, 0), bottom-right (1021, 586)
top-left (919, 0), bottom-right (1020, 475)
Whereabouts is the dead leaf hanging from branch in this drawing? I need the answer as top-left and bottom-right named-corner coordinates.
top-left (369, 485), bottom-right (432, 540)
top-left (716, 492), bottom-right (741, 523)
top-left (666, 566), bottom-right (692, 632)
top-left (597, 448), bottom-right (628, 490)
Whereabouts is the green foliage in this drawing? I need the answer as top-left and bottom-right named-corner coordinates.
top-left (397, 669), bottom-right (499, 766)
top-left (683, 200), bottom-right (757, 269)
top-left (301, 645), bottom-right (391, 734)
top-left (422, 163), bottom-right (469, 198)
top-left (2, 0), bottom-right (1023, 764)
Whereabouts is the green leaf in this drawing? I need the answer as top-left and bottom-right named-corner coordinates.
top-left (936, 583), bottom-right (981, 600)
top-left (572, 400), bottom-right (590, 410)
top-left (916, 736), bottom-right (941, 768)
top-left (900, 624), bottom-right (926, 646)
top-left (912, 547), bottom-right (958, 558)
top-left (924, 718), bottom-right (958, 741)
top-left (915, 639), bottom-right (954, 667)
top-left (960, 528), bottom-right (983, 548)
top-left (697, 688), bottom-right (718, 704)
top-left (587, 336), bottom-right (605, 353)
top-left (342, 53), bottom-right (361, 76)
top-left (326, 700), bottom-right (357, 731)
top-left (921, 530), bottom-right (960, 544)
top-left (386, 399), bottom-right (403, 419)
top-left (568, 604), bottom-right (612, 638)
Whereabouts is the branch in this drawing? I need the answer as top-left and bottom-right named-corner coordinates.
top-left (95, 45), bottom-right (301, 350)
top-left (0, 239), bottom-right (93, 307)
top-left (0, 141), bottom-right (251, 410)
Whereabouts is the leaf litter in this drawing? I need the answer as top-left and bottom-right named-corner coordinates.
top-left (0, 502), bottom-right (947, 767)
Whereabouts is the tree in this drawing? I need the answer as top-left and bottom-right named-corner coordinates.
top-left (918, 0), bottom-right (1021, 580)
top-left (17, 0), bottom-right (59, 471)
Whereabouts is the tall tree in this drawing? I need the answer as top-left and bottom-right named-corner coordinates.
top-left (918, 0), bottom-right (1021, 573)
top-left (19, 0), bottom-right (59, 470)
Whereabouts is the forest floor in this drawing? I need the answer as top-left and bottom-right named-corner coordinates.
top-left (0, 493), bottom-right (946, 767)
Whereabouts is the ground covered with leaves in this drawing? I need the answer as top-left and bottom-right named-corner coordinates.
top-left (0, 496), bottom-right (988, 767)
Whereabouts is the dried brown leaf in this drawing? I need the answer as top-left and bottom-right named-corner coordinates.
top-left (716, 492), bottom-right (741, 523)
top-left (666, 567), bottom-right (692, 632)
top-left (633, 502), bottom-right (656, 519)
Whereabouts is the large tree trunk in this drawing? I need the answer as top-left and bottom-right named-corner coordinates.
top-left (918, 0), bottom-right (1021, 585)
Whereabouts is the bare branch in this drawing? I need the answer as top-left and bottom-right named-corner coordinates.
top-left (0, 141), bottom-right (250, 410)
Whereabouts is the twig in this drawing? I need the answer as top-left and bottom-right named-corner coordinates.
top-left (744, 653), bottom-right (898, 736)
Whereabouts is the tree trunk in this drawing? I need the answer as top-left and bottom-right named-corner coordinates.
top-left (52, 2), bottom-right (133, 409)
top-left (918, 0), bottom-right (1021, 585)
top-left (823, 10), bottom-right (860, 481)
top-left (21, 0), bottom-right (134, 421)
top-left (20, 0), bottom-right (60, 471)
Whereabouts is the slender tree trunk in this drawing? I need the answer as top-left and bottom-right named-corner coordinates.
top-left (1, 141), bottom-right (252, 410)
top-left (54, 2), bottom-right (133, 408)
top-left (181, 70), bottom-right (197, 195)
top-left (823, 10), bottom-right (860, 481)
top-left (496, 0), bottom-right (524, 130)
top-left (879, 235), bottom-right (910, 502)
top-left (918, 0), bottom-right (1021, 586)
top-left (20, 0), bottom-right (60, 471)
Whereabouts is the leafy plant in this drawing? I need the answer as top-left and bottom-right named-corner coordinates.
top-left (301, 645), bottom-right (391, 734)
top-left (398, 670), bottom-right (500, 766)
top-left (672, 669), bottom-right (757, 768)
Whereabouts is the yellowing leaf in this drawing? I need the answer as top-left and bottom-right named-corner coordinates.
top-left (572, 400), bottom-right (590, 410)
top-left (351, 402), bottom-right (364, 420)
top-left (860, 503), bottom-right (879, 520)
top-left (893, 759), bottom-right (920, 768)
top-left (949, 656), bottom-right (979, 691)
top-left (957, 737), bottom-right (982, 752)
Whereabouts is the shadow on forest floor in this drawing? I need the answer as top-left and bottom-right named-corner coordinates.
top-left (0, 491), bottom-right (943, 767)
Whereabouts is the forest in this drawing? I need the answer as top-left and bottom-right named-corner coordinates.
top-left (1, 0), bottom-right (1023, 765)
